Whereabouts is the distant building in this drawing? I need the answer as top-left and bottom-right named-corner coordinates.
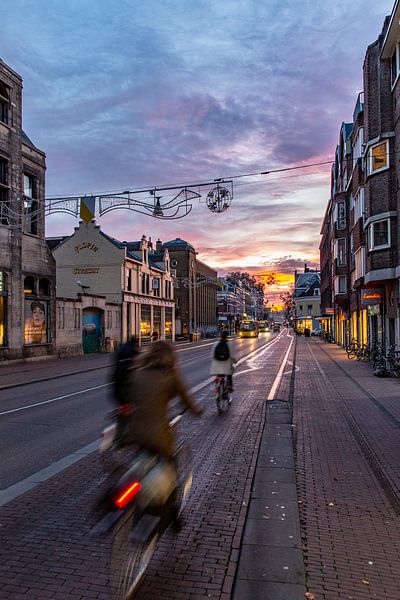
top-left (163, 238), bottom-right (218, 337)
top-left (0, 59), bottom-right (56, 360)
top-left (48, 221), bottom-right (175, 352)
top-left (217, 273), bottom-right (265, 330)
top-left (294, 266), bottom-right (321, 333)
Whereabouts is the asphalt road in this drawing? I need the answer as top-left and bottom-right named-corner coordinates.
top-left (0, 333), bottom-right (276, 489)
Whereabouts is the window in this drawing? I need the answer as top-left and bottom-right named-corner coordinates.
top-left (352, 127), bottom-right (364, 161)
top-left (355, 247), bottom-right (366, 281)
top-left (307, 305), bottom-right (312, 316)
top-left (299, 305), bottom-right (303, 316)
top-left (39, 278), bottom-right (50, 296)
top-left (24, 276), bottom-right (35, 295)
top-left (74, 307), bottom-right (80, 329)
top-left (57, 305), bottom-right (65, 329)
top-left (336, 202), bottom-right (346, 229)
top-left (369, 219), bottom-right (390, 251)
top-left (0, 158), bottom-right (9, 226)
top-left (350, 232), bottom-right (355, 263)
top-left (354, 187), bottom-right (365, 222)
top-left (367, 141), bottom-right (389, 175)
top-left (153, 278), bottom-right (160, 297)
top-left (24, 173), bottom-right (38, 235)
top-left (0, 271), bottom-right (7, 346)
top-left (314, 288), bottom-right (320, 296)
top-left (127, 268), bottom-right (132, 291)
top-left (337, 276), bottom-right (347, 294)
top-left (0, 82), bottom-right (9, 125)
top-left (337, 238), bottom-right (346, 266)
top-left (391, 44), bottom-right (400, 86)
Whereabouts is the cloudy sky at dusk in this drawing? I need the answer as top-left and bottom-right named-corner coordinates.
top-left (0, 0), bottom-right (395, 303)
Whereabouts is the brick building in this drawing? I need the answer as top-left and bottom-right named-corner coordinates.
top-left (163, 238), bottom-right (218, 337)
top-left (320, 2), bottom-right (400, 349)
top-left (0, 59), bottom-right (55, 360)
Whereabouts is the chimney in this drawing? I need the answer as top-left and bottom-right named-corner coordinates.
top-left (156, 238), bottom-right (163, 252)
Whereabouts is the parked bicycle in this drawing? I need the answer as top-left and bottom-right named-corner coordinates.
top-left (93, 410), bottom-right (193, 600)
top-left (215, 375), bottom-right (232, 414)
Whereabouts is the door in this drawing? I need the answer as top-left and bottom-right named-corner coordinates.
top-left (82, 309), bottom-right (102, 353)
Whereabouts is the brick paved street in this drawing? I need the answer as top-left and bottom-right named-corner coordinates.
top-left (0, 334), bottom-right (292, 599)
top-left (293, 337), bottom-right (400, 600)
top-left (2, 333), bottom-right (400, 600)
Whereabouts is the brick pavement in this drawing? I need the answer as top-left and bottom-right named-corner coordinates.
top-left (0, 333), bottom-right (292, 599)
top-left (294, 337), bottom-right (400, 600)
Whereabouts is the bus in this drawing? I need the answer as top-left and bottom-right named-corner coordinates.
top-left (239, 320), bottom-right (259, 338)
top-left (258, 320), bottom-right (269, 332)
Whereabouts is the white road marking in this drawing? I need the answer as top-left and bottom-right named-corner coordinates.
top-left (0, 332), bottom-right (286, 506)
top-left (267, 332), bottom-right (294, 401)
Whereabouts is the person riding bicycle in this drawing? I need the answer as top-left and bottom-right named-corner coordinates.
top-left (126, 341), bottom-right (202, 459)
top-left (210, 330), bottom-right (237, 392)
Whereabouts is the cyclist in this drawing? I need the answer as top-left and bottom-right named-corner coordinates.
top-left (210, 330), bottom-right (237, 393)
top-left (126, 341), bottom-right (202, 458)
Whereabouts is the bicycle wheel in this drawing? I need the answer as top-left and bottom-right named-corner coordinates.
top-left (110, 507), bottom-right (158, 600)
top-left (174, 441), bottom-right (193, 517)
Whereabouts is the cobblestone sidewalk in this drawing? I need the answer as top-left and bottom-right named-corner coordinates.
top-left (294, 337), bottom-right (400, 600)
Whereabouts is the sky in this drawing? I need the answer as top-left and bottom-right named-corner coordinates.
top-left (0, 0), bottom-right (395, 306)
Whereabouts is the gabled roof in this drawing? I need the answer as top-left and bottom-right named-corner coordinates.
top-left (46, 236), bottom-right (69, 251)
top-left (295, 272), bottom-right (321, 298)
top-left (21, 130), bottom-right (38, 149)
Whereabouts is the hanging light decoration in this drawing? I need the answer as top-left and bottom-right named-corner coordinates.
top-left (206, 185), bottom-right (232, 213)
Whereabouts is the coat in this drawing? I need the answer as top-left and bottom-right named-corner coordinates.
top-left (209, 340), bottom-right (237, 376)
top-left (126, 366), bottom-right (199, 458)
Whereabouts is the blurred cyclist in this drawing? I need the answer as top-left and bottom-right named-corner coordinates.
top-left (126, 341), bottom-right (202, 459)
top-left (210, 330), bottom-right (237, 392)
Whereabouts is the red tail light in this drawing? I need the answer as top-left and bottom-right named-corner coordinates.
top-left (115, 481), bottom-right (142, 509)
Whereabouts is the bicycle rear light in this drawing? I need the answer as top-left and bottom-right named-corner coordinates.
top-left (115, 481), bottom-right (142, 509)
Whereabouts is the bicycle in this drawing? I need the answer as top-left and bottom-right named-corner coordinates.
top-left (94, 411), bottom-right (193, 600)
top-left (346, 339), bottom-right (359, 359)
top-left (355, 344), bottom-right (371, 362)
top-left (215, 375), bottom-right (232, 414)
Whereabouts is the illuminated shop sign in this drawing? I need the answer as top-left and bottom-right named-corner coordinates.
top-left (361, 289), bottom-right (382, 305)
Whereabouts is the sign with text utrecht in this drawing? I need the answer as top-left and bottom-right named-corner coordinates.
top-left (361, 288), bottom-right (382, 306)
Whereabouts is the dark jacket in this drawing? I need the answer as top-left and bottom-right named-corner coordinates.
top-left (126, 366), bottom-right (198, 458)
top-left (113, 339), bottom-right (139, 405)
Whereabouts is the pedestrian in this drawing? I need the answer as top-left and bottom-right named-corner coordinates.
top-left (210, 330), bottom-right (237, 391)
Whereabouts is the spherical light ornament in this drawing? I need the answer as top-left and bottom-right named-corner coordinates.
top-left (206, 186), bottom-right (232, 213)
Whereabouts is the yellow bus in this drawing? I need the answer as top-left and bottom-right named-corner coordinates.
top-left (258, 320), bottom-right (269, 332)
top-left (239, 320), bottom-right (259, 338)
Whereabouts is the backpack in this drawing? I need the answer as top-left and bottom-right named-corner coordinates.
top-left (214, 340), bottom-right (230, 361)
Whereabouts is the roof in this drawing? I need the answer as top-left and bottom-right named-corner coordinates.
top-left (295, 272), bottom-right (321, 298)
top-left (21, 130), bottom-right (37, 149)
top-left (46, 236), bottom-right (69, 251)
top-left (164, 238), bottom-right (195, 252)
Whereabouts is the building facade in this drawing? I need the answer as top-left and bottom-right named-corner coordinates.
top-left (49, 221), bottom-right (175, 350)
top-left (217, 272), bottom-right (265, 331)
top-left (320, 3), bottom-right (400, 350)
top-left (294, 268), bottom-right (321, 334)
top-left (163, 238), bottom-right (218, 337)
top-left (0, 60), bottom-right (56, 361)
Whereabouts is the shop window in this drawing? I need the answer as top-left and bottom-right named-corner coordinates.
top-left (140, 304), bottom-right (151, 341)
top-left (24, 275), bottom-right (49, 344)
top-left (368, 219), bottom-right (390, 251)
top-left (165, 307), bottom-right (173, 339)
top-left (0, 270), bottom-right (7, 346)
top-left (367, 141), bottom-right (389, 175)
